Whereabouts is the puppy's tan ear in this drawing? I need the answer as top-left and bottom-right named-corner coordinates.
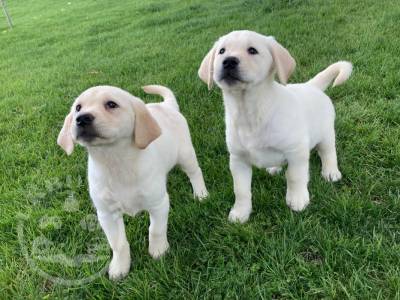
top-left (57, 112), bottom-right (74, 155)
top-left (268, 38), bottom-right (296, 85)
top-left (198, 44), bottom-right (217, 90)
top-left (131, 99), bottom-right (162, 149)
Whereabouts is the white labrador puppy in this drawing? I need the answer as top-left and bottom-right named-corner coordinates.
top-left (57, 85), bottom-right (208, 279)
top-left (198, 30), bottom-right (352, 223)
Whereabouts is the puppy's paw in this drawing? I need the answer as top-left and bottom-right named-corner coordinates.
top-left (228, 206), bottom-right (251, 223)
top-left (194, 188), bottom-right (209, 201)
top-left (149, 237), bottom-right (169, 259)
top-left (286, 189), bottom-right (310, 212)
top-left (322, 169), bottom-right (342, 182)
top-left (267, 166), bottom-right (282, 175)
top-left (108, 251), bottom-right (131, 280)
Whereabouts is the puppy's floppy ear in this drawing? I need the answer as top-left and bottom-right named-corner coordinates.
top-left (57, 111), bottom-right (75, 155)
top-left (131, 98), bottom-right (162, 149)
top-left (268, 37), bottom-right (296, 85)
top-left (198, 43), bottom-right (217, 90)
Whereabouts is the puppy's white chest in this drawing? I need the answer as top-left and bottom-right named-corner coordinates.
top-left (89, 174), bottom-right (145, 216)
top-left (87, 156), bottom-right (160, 216)
top-left (230, 125), bottom-right (285, 168)
top-left (247, 146), bottom-right (285, 168)
top-left (113, 184), bottom-right (145, 216)
top-left (240, 143), bottom-right (285, 168)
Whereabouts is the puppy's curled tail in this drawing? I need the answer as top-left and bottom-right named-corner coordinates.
top-left (307, 61), bottom-right (353, 91)
top-left (143, 85), bottom-right (179, 111)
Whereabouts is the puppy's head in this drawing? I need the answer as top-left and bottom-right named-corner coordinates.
top-left (198, 30), bottom-right (296, 90)
top-left (57, 86), bottom-right (161, 155)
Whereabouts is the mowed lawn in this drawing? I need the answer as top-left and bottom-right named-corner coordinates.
top-left (1, 0), bottom-right (400, 298)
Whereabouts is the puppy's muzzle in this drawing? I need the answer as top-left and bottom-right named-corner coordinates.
top-left (76, 113), bottom-right (95, 127)
top-left (76, 113), bottom-right (98, 141)
top-left (223, 57), bottom-right (239, 70)
top-left (221, 57), bottom-right (242, 84)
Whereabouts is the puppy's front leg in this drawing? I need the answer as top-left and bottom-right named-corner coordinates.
top-left (285, 151), bottom-right (310, 212)
top-left (228, 155), bottom-right (253, 223)
top-left (148, 194), bottom-right (170, 259)
top-left (97, 211), bottom-right (131, 280)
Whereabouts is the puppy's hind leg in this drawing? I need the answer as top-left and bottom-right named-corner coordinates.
top-left (317, 127), bottom-right (342, 182)
top-left (148, 194), bottom-right (170, 259)
top-left (178, 142), bottom-right (208, 200)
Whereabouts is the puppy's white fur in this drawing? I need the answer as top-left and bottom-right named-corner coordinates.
top-left (58, 85), bottom-right (208, 279)
top-left (199, 30), bottom-right (352, 223)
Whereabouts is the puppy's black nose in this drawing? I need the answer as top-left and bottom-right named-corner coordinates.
top-left (76, 114), bottom-right (94, 127)
top-left (223, 57), bottom-right (239, 70)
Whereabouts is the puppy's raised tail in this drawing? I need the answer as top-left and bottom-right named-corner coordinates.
top-left (307, 61), bottom-right (353, 91)
top-left (143, 85), bottom-right (179, 111)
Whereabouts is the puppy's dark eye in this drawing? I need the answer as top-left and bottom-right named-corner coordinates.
top-left (105, 101), bottom-right (118, 109)
top-left (219, 48), bottom-right (225, 55)
top-left (248, 47), bottom-right (258, 55)
top-left (76, 104), bottom-right (81, 112)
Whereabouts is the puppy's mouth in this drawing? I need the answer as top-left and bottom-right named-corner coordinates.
top-left (76, 128), bottom-right (104, 142)
top-left (220, 71), bottom-right (244, 85)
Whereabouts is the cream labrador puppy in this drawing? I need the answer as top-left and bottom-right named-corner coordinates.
top-left (57, 85), bottom-right (208, 279)
top-left (198, 30), bottom-right (352, 223)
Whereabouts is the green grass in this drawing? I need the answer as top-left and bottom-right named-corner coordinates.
top-left (1, 0), bottom-right (400, 298)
